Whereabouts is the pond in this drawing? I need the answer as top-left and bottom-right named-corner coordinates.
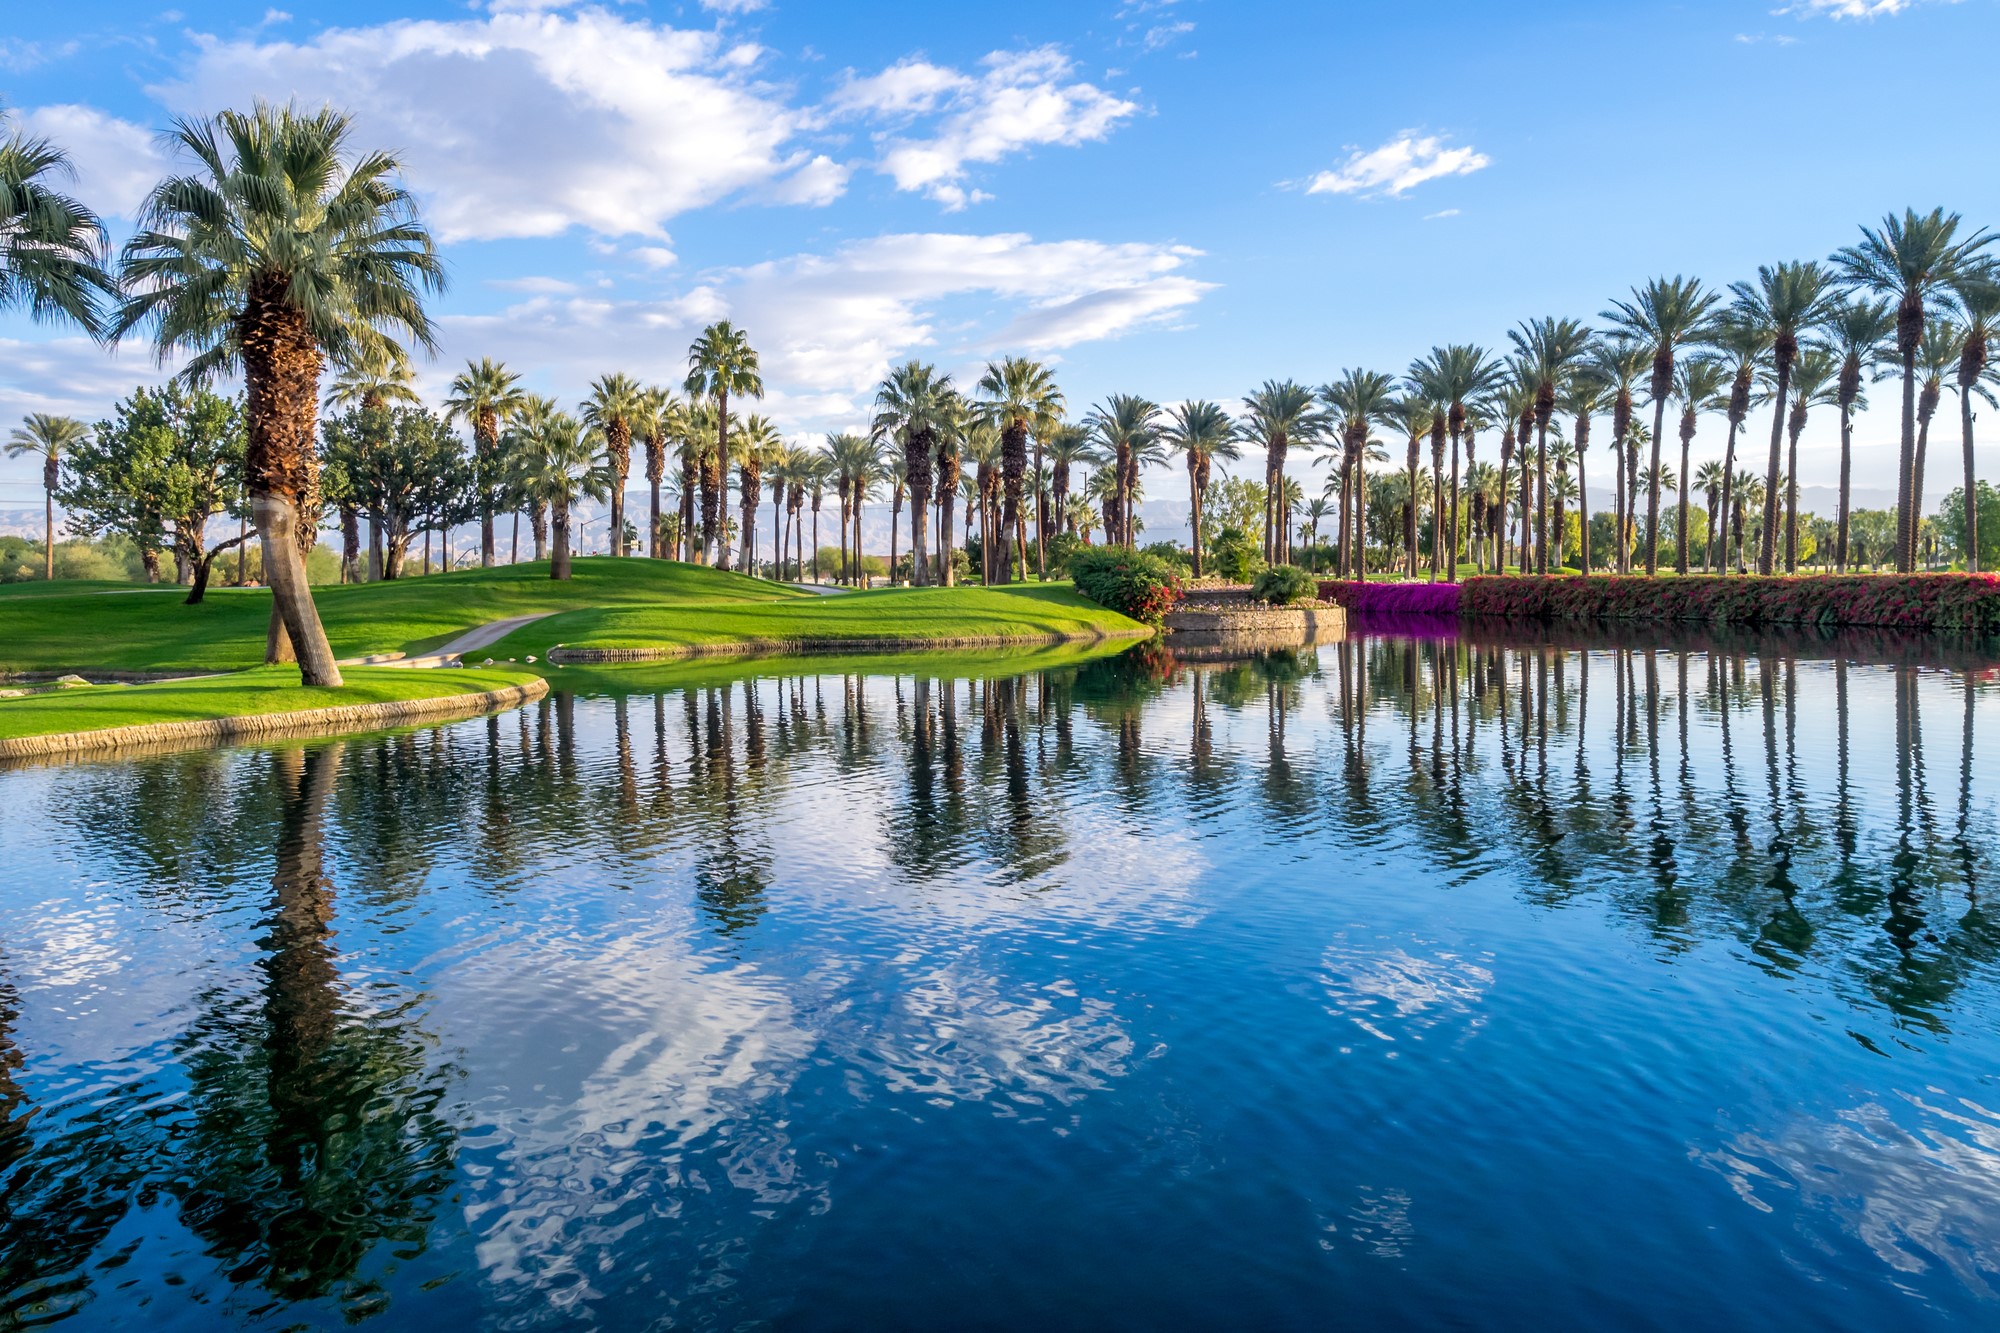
top-left (2, 625), bottom-right (1999, 1330)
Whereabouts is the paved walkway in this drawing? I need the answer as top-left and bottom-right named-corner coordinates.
top-left (339, 612), bottom-right (557, 669)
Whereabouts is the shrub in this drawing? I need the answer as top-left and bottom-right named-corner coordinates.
top-left (1251, 564), bottom-right (1319, 605)
top-left (1458, 573), bottom-right (2000, 633)
top-left (1207, 525), bottom-right (1264, 583)
top-left (1319, 580), bottom-right (1463, 614)
top-left (1141, 540), bottom-right (1193, 573)
top-left (1045, 531), bottom-right (1087, 577)
top-left (1069, 545), bottom-right (1185, 625)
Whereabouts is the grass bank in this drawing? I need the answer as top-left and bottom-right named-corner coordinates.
top-left (0, 559), bottom-right (801, 674)
top-left (480, 585), bottom-right (1150, 663)
top-left (539, 637), bottom-right (1138, 693)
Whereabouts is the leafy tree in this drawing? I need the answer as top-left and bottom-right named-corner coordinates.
top-left (1936, 483), bottom-right (2000, 571)
top-left (64, 384), bottom-right (247, 601)
top-left (320, 406), bottom-right (470, 579)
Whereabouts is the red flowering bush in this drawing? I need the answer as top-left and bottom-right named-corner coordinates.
top-left (1318, 581), bottom-right (1463, 615)
top-left (1070, 546), bottom-right (1186, 625)
top-left (1458, 574), bottom-right (2000, 633)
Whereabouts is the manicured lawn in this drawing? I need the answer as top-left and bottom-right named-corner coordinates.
top-left (0, 559), bottom-right (802, 673)
top-left (539, 637), bottom-right (1136, 693)
top-left (478, 585), bottom-right (1149, 661)
top-left (0, 665), bottom-right (540, 742)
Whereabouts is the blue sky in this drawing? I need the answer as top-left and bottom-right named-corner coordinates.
top-left (5, 0), bottom-right (1998, 513)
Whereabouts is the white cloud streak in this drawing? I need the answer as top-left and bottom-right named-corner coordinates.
top-left (1304, 132), bottom-right (1490, 199)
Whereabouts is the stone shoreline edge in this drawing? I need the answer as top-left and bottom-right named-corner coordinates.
top-left (0, 679), bottom-right (550, 764)
top-left (546, 629), bottom-right (1154, 664)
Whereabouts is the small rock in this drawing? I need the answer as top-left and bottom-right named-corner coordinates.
top-left (55, 674), bottom-right (92, 688)
top-left (525, 655), bottom-right (537, 663)
top-left (0, 688), bottom-right (26, 699)
top-left (482, 657), bottom-right (495, 666)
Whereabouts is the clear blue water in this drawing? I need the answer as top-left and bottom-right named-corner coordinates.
top-left (3, 625), bottom-right (2000, 1330)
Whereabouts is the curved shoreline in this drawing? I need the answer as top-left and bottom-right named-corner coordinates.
top-left (546, 628), bottom-right (1154, 664)
top-left (0, 678), bottom-right (549, 764)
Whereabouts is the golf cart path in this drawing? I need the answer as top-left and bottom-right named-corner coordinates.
top-left (340, 612), bottom-right (558, 668)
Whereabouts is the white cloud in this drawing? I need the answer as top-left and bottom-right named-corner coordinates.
top-left (699, 0), bottom-right (770, 11)
top-left (1304, 131), bottom-right (1490, 198)
top-left (486, 275), bottom-right (581, 294)
top-left (18, 105), bottom-right (168, 220)
top-left (155, 8), bottom-right (834, 242)
top-left (837, 48), bottom-right (1138, 210)
top-left (1781, 0), bottom-right (1943, 15)
top-left (432, 232), bottom-right (1210, 432)
top-left (1141, 22), bottom-right (1196, 52)
top-left (1423, 208), bottom-right (1460, 220)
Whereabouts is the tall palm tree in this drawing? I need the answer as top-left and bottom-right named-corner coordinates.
top-left (1507, 317), bottom-right (1593, 574)
top-left (881, 445), bottom-right (908, 583)
top-left (1, 103), bottom-right (114, 335)
top-left (1088, 394), bottom-right (1162, 550)
top-left (734, 413), bottom-right (783, 575)
top-left (1241, 381), bottom-right (1328, 564)
top-left (1703, 315), bottom-right (1774, 577)
top-left (1818, 301), bottom-right (1892, 571)
top-left (1695, 460), bottom-right (1728, 571)
top-left (1726, 261), bottom-right (1835, 573)
top-left (1408, 344), bottom-right (1505, 576)
top-left (932, 386), bottom-right (969, 583)
top-left (1602, 276), bottom-right (1722, 575)
top-left (1911, 316), bottom-right (1961, 545)
top-left (442, 358), bottom-right (527, 568)
top-left (1160, 400), bottom-right (1237, 578)
top-left (112, 103), bottom-right (444, 686)
top-left (1950, 271), bottom-right (2000, 571)
top-left (872, 361), bottom-right (954, 586)
top-left (1555, 371), bottom-right (1608, 573)
top-left (1492, 368), bottom-right (1536, 572)
top-left (581, 373), bottom-right (646, 557)
top-left (683, 322), bottom-right (763, 569)
top-left (1044, 422), bottom-right (1097, 540)
top-left (502, 394), bottom-right (558, 561)
top-left (1672, 356), bottom-right (1730, 574)
top-left (1384, 396), bottom-right (1438, 577)
top-left (1319, 369), bottom-right (1399, 579)
top-left (1833, 209), bottom-right (1992, 571)
top-left (5, 414), bottom-right (87, 580)
top-left (975, 356), bottom-right (1063, 583)
top-left (633, 385), bottom-right (685, 560)
top-left (1584, 337), bottom-right (1649, 574)
top-left (509, 410), bottom-right (607, 580)
top-left (1732, 470), bottom-right (1762, 571)
top-left (1780, 347), bottom-right (1840, 572)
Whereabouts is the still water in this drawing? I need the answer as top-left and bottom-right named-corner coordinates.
top-left (3, 625), bottom-right (2000, 1330)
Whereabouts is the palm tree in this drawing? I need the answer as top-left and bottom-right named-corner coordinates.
top-left (1088, 394), bottom-right (1162, 550)
top-left (5, 414), bottom-right (87, 580)
top-left (1463, 460), bottom-right (1500, 569)
top-left (881, 446), bottom-right (908, 584)
top-left (1732, 470), bottom-right (1762, 571)
top-left (1301, 495), bottom-right (1333, 568)
top-left (1950, 271), bottom-right (2000, 572)
top-left (1696, 459), bottom-right (1728, 571)
top-left (441, 358), bottom-right (526, 567)
top-left (634, 386), bottom-right (685, 560)
top-left (1556, 371), bottom-right (1606, 573)
top-left (1702, 315), bottom-right (1774, 578)
top-left (932, 387), bottom-right (969, 583)
top-left (1672, 356), bottom-right (1730, 574)
top-left (1044, 423), bottom-right (1097, 540)
top-left (872, 361), bottom-right (954, 586)
top-left (1507, 317), bottom-right (1593, 574)
top-left (580, 373), bottom-right (646, 557)
top-left (1384, 396), bottom-right (1437, 577)
top-left (1408, 344), bottom-right (1505, 577)
top-left (975, 356), bottom-right (1062, 583)
top-left (1492, 368), bottom-right (1535, 572)
top-left (1549, 456), bottom-right (1579, 569)
top-left (1912, 316), bottom-right (1961, 546)
top-left (734, 414), bottom-right (782, 575)
top-left (1319, 369), bottom-right (1399, 579)
top-left (1726, 262), bottom-right (1835, 573)
top-left (1780, 347), bottom-right (1840, 572)
top-left (1602, 277), bottom-right (1722, 575)
top-left (1833, 209), bottom-right (1992, 571)
top-left (328, 339), bottom-right (420, 580)
top-left (1242, 381), bottom-right (1327, 564)
top-left (1585, 337), bottom-right (1649, 574)
top-left (807, 449), bottom-right (830, 580)
top-left (112, 103), bottom-right (444, 686)
top-left (1160, 400), bottom-right (1237, 578)
top-left (683, 322), bottom-right (763, 569)
top-left (509, 410), bottom-right (607, 580)
top-left (1, 103), bottom-right (114, 335)
top-left (1817, 298), bottom-right (1893, 571)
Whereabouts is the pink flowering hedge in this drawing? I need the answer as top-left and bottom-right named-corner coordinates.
top-left (1458, 574), bottom-right (2000, 634)
top-left (1317, 581), bottom-right (1463, 615)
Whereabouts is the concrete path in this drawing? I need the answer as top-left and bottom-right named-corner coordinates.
top-left (786, 582), bottom-right (852, 596)
top-left (338, 612), bottom-right (557, 669)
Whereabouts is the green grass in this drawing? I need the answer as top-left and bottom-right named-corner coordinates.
top-left (0, 665), bottom-right (540, 742)
top-left (0, 558), bottom-right (802, 673)
top-left (477, 585), bottom-right (1148, 662)
top-left (538, 637), bottom-right (1136, 693)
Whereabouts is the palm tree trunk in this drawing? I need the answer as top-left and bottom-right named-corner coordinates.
top-left (1897, 345), bottom-right (1919, 573)
top-left (511, 510), bottom-right (520, 564)
top-left (1963, 385), bottom-right (1980, 573)
top-left (1337, 453), bottom-right (1354, 578)
top-left (1405, 437), bottom-right (1420, 577)
top-left (551, 496), bottom-right (571, 580)
top-left (1677, 425), bottom-right (1693, 575)
top-left (1448, 425), bottom-right (1462, 578)
top-left (1718, 416), bottom-right (1741, 576)
top-left (1496, 447), bottom-right (1512, 574)
top-left (1612, 433), bottom-right (1626, 574)
top-left (1785, 412), bottom-right (1803, 574)
top-left (651, 475), bottom-right (663, 560)
top-left (1913, 396), bottom-right (1938, 569)
top-left (1646, 393), bottom-right (1668, 576)
top-left (479, 420), bottom-right (498, 568)
top-left (1759, 360), bottom-right (1792, 575)
top-left (1536, 421), bottom-right (1550, 576)
top-left (1577, 455), bottom-right (1592, 575)
top-left (905, 430), bottom-right (932, 587)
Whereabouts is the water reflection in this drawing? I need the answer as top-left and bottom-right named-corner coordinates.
top-left (1, 629), bottom-right (1999, 1327)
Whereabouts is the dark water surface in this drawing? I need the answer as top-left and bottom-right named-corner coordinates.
top-left (4, 624), bottom-right (2000, 1330)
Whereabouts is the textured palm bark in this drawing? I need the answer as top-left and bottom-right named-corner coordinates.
top-left (646, 431), bottom-right (666, 559)
top-left (1960, 333), bottom-right (1987, 572)
top-left (1678, 407), bottom-right (1696, 574)
top-left (477, 406), bottom-right (499, 567)
top-left (1912, 380), bottom-right (1942, 567)
top-left (1645, 350), bottom-right (1671, 575)
top-left (679, 449), bottom-right (700, 563)
top-left (1534, 384), bottom-right (1554, 576)
top-left (605, 417), bottom-right (632, 557)
top-left (1757, 331), bottom-right (1796, 575)
top-left (1894, 296), bottom-right (1924, 572)
top-left (998, 416), bottom-right (1027, 584)
top-left (550, 494), bottom-right (573, 580)
top-left (41, 454), bottom-right (56, 581)
top-left (937, 442), bottom-right (961, 585)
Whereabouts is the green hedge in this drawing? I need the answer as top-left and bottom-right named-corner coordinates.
top-left (1459, 574), bottom-right (2000, 633)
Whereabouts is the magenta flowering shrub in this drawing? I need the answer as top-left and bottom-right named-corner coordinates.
top-left (1317, 581), bottom-right (1463, 615)
top-left (1457, 574), bottom-right (2000, 633)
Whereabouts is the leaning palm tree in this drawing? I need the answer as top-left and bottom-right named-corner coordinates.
top-left (112, 102), bottom-right (444, 686)
top-left (1043, 422), bottom-right (1098, 539)
top-left (975, 356), bottom-right (1063, 583)
top-left (1672, 356), bottom-right (1731, 574)
top-left (1241, 380), bottom-right (1327, 564)
top-left (1408, 344), bottom-right (1506, 575)
top-left (442, 358), bottom-right (527, 567)
top-left (509, 411), bottom-right (607, 580)
top-left (5, 414), bottom-right (87, 580)
top-left (1950, 271), bottom-right (2000, 571)
top-left (683, 322), bottom-right (763, 569)
top-left (1159, 400), bottom-right (1237, 577)
top-left (1, 102), bottom-right (114, 335)
top-left (1911, 316), bottom-right (1962, 546)
top-left (1602, 276), bottom-right (1722, 574)
top-left (872, 361), bottom-right (954, 586)
top-left (1695, 460), bottom-right (1728, 571)
top-left (1779, 347), bottom-right (1840, 572)
top-left (1727, 261), bottom-right (1835, 574)
top-left (1318, 369), bottom-right (1399, 578)
top-left (1833, 209), bottom-right (1992, 570)
top-left (1507, 316), bottom-right (1593, 574)
top-left (1088, 394), bottom-right (1162, 550)
top-left (581, 373), bottom-right (646, 558)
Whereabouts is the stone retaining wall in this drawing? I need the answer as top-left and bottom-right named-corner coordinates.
top-left (1164, 603), bottom-right (1344, 636)
top-left (0, 679), bottom-right (549, 765)
top-left (548, 629), bottom-right (1152, 664)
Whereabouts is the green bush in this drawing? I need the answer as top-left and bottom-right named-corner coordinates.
top-left (1208, 525), bottom-right (1264, 583)
top-left (1140, 540), bottom-right (1192, 573)
top-left (1251, 564), bottom-right (1318, 605)
top-left (1045, 531), bottom-right (1087, 577)
top-left (1069, 545), bottom-right (1185, 624)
